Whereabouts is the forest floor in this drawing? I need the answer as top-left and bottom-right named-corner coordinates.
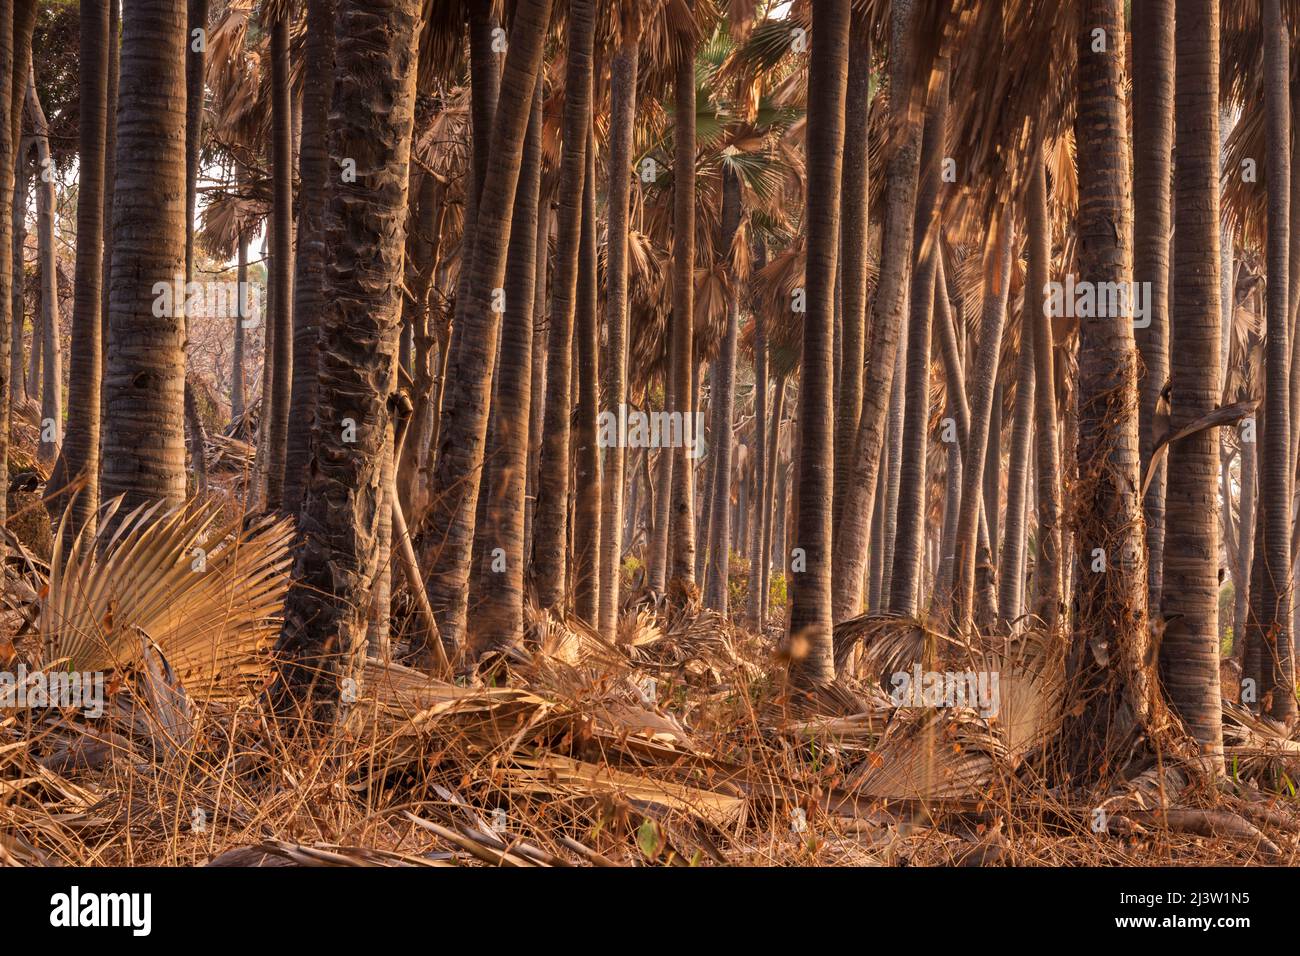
top-left (2, 426), bottom-right (1300, 867)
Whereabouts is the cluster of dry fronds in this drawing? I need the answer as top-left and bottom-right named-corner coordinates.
top-left (2, 498), bottom-right (1299, 867)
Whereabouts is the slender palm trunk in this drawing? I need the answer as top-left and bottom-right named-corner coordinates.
top-left (231, 233), bottom-right (247, 421)
top-left (100, 0), bottom-right (189, 522)
top-left (830, 0), bottom-right (921, 622)
top-left (275, 0), bottom-right (423, 715)
top-left (833, 16), bottom-right (870, 526)
top-left (997, 281), bottom-right (1035, 627)
top-left (7, 136), bottom-right (21, 414)
top-left (787, 0), bottom-right (850, 685)
top-left (263, 13), bottom-right (293, 510)
top-left (572, 129), bottom-right (601, 623)
top-left (597, 30), bottom-right (641, 639)
top-left (668, 13), bottom-right (698, 594)
top-left (528, 0), bottom-right (592, 617)
top-left (283, 0), bottom-right (335, 512)
top-left (953, 213), bottom-right (1013, 631)
top-left (47, 0), bottom-right (108, 548)
top-left (889, 64), bottom-right (947, 616)
top-left (0, 0), bottom-right (13, 563)
top-left (420, 0), bottom-right (555, 656)
top-left (1028, 158), bottom-right (1062, 625)
top-left (1257, 0), bottom-right (1296, 723)
top-left (1133, 0), bottom-right (1174, 611)
top-left (27, 71), bottom-right (58, 467)
top-left (1059, 0), bottom-right (1159, 780)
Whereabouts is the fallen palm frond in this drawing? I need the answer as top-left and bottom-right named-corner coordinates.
top-left (38, 498), bottom-right (294, 700)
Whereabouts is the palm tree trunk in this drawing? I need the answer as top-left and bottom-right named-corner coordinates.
top-left (787, 0), bottom-right (850, 685)
top-left (528, 0), bottom-right (592, 616)
top-left (1027, 158), bottom-right (1062, 626)
top-left (47, 0), bottom-right (108, 548)
top-left (1158, 0), bottom-right (1225, 756)
top-left (275, 0), bottom-right (423, 714)
top-left (706, 167), bottom-right (743, 613)
top-left (231, 232), bottom-right (247, 421)
top-left (572, 127), bottom-right (601, 623)
top-left (830, 0), bottom-right (921, 623)
top-left (997, 280), bottom-right (1035, 628)
top-left (668, 10), bottom-right (699, 594)
top-left (597, 27), bottom-right (641, 639)
top-left (100, 0), bottom-right (189, 523)
top-left (1058, 0), bottom-right (1160, 780)
top-left (473, 64), bottom-right (542, 651)
top-left (952, 213), bottom-right (1013, 631)
top-left (283, 0), bottom-right (335, 512)
top-left (888, 62), bottom-right (947, 616)
top-left (1133, 0), bottom-right (1174, 612)
top-left (263, 13), bottom-right (293, 510)
top-left (0, 0), bottom-right (13, 564)
top-left (420, 0), bottom-right (555, 656)
top-left (27, 70), bottom-right (58, 468)
top-left (8, 135), bottom-right (22, 414)
top-left (760, 373), bottom-right (785, 622)
top-left (97, 0), bottom-right (115, 449)
top-left (833, 15), bottom-right (870, 526)
top-left (1257, 0), bottom-right (1296, 723)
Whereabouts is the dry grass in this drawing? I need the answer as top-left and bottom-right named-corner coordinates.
top-left (2, 486), bottom-right (1300, 866)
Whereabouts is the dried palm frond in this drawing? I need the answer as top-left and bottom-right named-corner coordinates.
top-left (39, 499), bottom-right (293, 700)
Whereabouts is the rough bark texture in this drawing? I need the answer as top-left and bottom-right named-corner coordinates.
top-left (283, 0), bottom-right (335, 512)
top-left (529, 0), bottom-right (592, 614)
top-left (788, 0), bottom-right (850, 686)
top-left (263, 14), bottom-right (294, 510)
top-left (274, 0), bottom-right (421, 718)
top-left (27, 72), bottom-right (58, 468)
top-left (101, 0), bottom-right (189, 524)
top-left (420, 0), bottom-right (554, 655)
top-left (572, 130), bottom-right (600, 623)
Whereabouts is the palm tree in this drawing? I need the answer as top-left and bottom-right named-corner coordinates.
top-left (1256, 0), bottom-right (1295, 723)
top-left (597, 13), bottom-right (642, 641)
top-left (275, 0), bottom-right (425, 714)
top-left (529, 0), bottom-right (595, 617)
top-left (283, 0), bottom-right (335, 512)
top-left (787, 0), bottom-right (850, 686)
top-left (830, 0), bottom-right (922, 623)
top-left (26, 68), bottom-right (58, 468)
top-left (420, 0), bottom-right (556, 657)
top-left (667, 6), bottom-right (699, 593)
top-left (1059, 0), bottom-right (1160, 780)
top-left (263, 8), bottom-right (293, 510)
top-left (889, 62), bottom-right (948, 616)
top-left (572, 126), bottom-right (601, 623)
top-left (997, 263), bottom-right (1034, 627)
top-left (473, 63), bottom-right (544, 651)
top-left (1027, 157), bottom-right (1061, 626)
top-left (1159, 0), bottom-right (1224, 758)
top-left (1133, 0), bottom-right (1173, 611)
top-left (46, 0), bottom-right (109, 549)
top-left (0, 0), bottom-right (13, 564)
top-left (101, 0), bottom-right (189, 523)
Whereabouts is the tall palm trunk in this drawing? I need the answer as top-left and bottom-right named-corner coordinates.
top-left (473, 65), bottom-right (542, 651)
top-left (0, 0), bottom-right (13, 563)
top-left (572, 129), bottom-right (601, 623)
top-left (27, 71), bottom-right (58, 467)
top-left (833, 15), bottom-right (870, 525)
top-left (1027, 158), bottom-right (1062, 625)
top-left (420, 0), bottom-right (555, 656)
top-left (231, 231), bottom-right (247, 421)
top-left (597, 30), bottom-right (641, 638)
top-left (1133, 0), bottom-right (1174, 611)
top-left (1058, 0), bottom-right (1159, 780)
top-left (1257, 0), bottom-right (1296, 723)
top-left (8, 135), bottom-right (22, 415)
top-left (997, 280), bottom-right (1035, 627)
top-left (787, 0), bottom-right (850, 686)
top-left (47, 0), bottom-right (109, 548)
top-left (262, 13), bottom-right (293, 510)
top-left (283, 0), bottom-right (335, 512)
top-left (98, 0), bottom-right (116, 438)
top-left (705, 167), bottom-right (743, 613)
top-left (952, 213), bottom-right (1013, 630)
top-left (275, 0), bottom-right (423, 715)
top-left (100, 0), bottom-right (189, 522)
top-left (830, 0), bottom-right (922, 622)
top-left (667, 12), bottom-right (698, 593)
top-left (889, 63), bottom-right (947, 615)
top-left (528, 0), bottom-right (593, 616)
top-left (1159, 0), bottom-right (1224, 756)
top-left (180, 0), bottom-right (209, 497)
